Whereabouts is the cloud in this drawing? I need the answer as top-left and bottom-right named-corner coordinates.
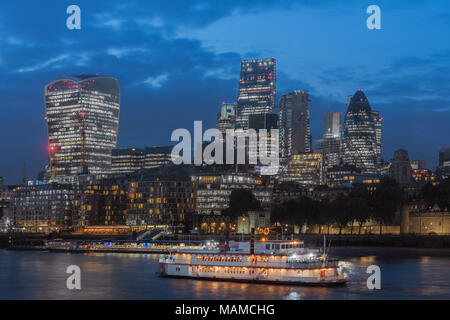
top-left (16, 54), bottom-right (70, 73)
top-left (143, 73), bottom-right (169, 88)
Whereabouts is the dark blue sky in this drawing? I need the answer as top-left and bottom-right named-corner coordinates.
top-left (0, 0), bottom-right (449, 184)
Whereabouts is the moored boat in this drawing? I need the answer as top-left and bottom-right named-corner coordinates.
top-left (159, 238), bottom-right (347, 286)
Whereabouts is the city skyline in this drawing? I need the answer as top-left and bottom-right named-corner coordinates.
top-left (1, 1), bottom-right (450, 183)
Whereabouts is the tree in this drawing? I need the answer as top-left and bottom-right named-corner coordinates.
top-left (347, 197), bottom-right (370, 235)
top-left (436, 178), bottom-right (450, 212)
top-left (222, 188), bottom-right (262, 219)
top-left (372, 177), bottom-right (404, 235)
top-left (421, 182), bottom-right (437, 208)
top-left (331, 194), bottom-right (351, 235)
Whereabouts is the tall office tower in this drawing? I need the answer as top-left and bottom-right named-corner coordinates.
top-left (437, 147), bottom-right (450, 181)
top-left (342, 90), bottom-right (377, 174)
top-left (217, 102), bottom-right (237, 135)
top-left (236, 58), bottom-right (276, 129)
top-left (316, 112), bottom-right (341, 170)
top-left (279, 90), bottom-right (311, 159)
top-left (371, 110), bottom-right (383, 165)
top-left (45, 75), bottom-right (120, 178)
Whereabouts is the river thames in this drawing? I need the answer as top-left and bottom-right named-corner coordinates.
top-left (1, 247), bottom-right (449, 299)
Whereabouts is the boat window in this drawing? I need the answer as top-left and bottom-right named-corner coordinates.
top-left (266, 244), bottom-right (270, 250)
top-left (282, 245), bottom-right (285, 249)
top-left (275, 244), bottom-right (280, 250)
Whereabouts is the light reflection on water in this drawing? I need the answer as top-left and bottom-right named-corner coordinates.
top-left (1, 247), bottom-right (449, 300)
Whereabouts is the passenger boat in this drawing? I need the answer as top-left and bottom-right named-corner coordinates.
top-left (158, 238), bottom-right (347, 286)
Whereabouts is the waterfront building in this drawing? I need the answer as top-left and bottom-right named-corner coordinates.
top-left (79, 168), bottom-right (195, 228)
top-left (342, 90), bottom-right (378, 174)
top-left (111, 146), bottom-right (174, 174)
top-left (389, 149), bottom-right (413, 186)
top-left (316, 112), bottom-right (341, 172)
top-left (279, 90), bottom-right (311, 159)
top-left (10, 182), bottom-right (76, 232)
top-left (236, 58), bottom-right (276, 129)
top-left (281, 153), bottom-right (324, 187)
top-left (77, 179), bottom-right (128, 228)
top-left (191, 172), bottom-right (272, 215)
top-left (217, 102), bottom-right (237, 135)
top-left (44, 75), bottom-right (120, 178)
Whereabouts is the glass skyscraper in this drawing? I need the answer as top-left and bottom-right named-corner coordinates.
top-left (371, 110), bottom-right (383, 165)
top-left (279, 90), bottom-right (311, 158)
top-left (342, 90), bottom-right (377, 174)
top-left (317, 112), bottom-right (341, 170)
top-left (44, 75), bottom-right (120, 178)
top-left (236, 58), bottom-right (276, 129)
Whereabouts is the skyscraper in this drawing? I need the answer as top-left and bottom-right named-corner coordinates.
top-left (317, 112), bottom-right (341, 170)
top-left (45, 75), bottom-right (120, 178)
top-left (342, 90), bottom-right (377, 174)
top-left (236, 58), bottom-right (276, 129)
top-left (216, 102), bottom-right (237, 135)
top-left (279, 90), bottom-right (311, 158)
top-left (372, 110), bottom-right (383, 165)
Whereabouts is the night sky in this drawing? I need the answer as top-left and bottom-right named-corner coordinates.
top-left (0, 0), bottom-right (449, 184)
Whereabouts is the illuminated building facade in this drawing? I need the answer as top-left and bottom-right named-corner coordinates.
top-left (326, 164), bottom-right (361, 187)
top-left (236, 58), bottom-right (276, 129)
top-left (281, 153), bottom-right (323, 186)
top-left (217, 102), bottom-right (237, 135)
top-left (342, 90), bottom-right (377, 174)
top-left (279, 90), bottom-right (311, 158)
top-left (44, 75), bottom-right (120, 178)
top-left (410, 160), bottom-right (426, 170)
top-left (79, 169), bottom-right (195, 227)
top-left (11, 182), bottom-right (76, 232)
top-left (372, 110), bottom-right (383, 165)
top-left (412, 169), bottom-right (436, 184)
top-left (111, 146), bottom-right (174, 174)
top-left (191, 173), bottom-right (272, 214)
top-left (316, 112), bottom-right (341, 171)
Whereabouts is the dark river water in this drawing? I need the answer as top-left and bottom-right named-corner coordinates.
top-left (1, 247), bottom-right (449, 300)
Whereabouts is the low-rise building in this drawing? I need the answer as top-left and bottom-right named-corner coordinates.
top-left (111, 146), bottom-right (174, 174)
top-left (191, 172), bottom-right (272, 214)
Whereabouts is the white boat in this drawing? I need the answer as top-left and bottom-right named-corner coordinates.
top-left (159, 239), bottom-right (347, 286)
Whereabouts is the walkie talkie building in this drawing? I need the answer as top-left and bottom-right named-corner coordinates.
top-left (44, 75), bottom-right (120, 178)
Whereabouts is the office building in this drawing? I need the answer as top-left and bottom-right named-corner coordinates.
top-left (236, 58), bottom-right (276, 129)
top-left (316, 112), bottom-right (341, 171)
top-left (111, 146), bottom-right (174, 174)
top-left (279, 90), bottom-right (311, 158)
top-left (342, 90), bottom-right (378, 174)
top-left (372, 110), bottom-right (383, 165)
top-left (217, 102), bottom-right (237, 135)
top-left (45, 75), bottom-right (120, 178)
top-left (10, 182), bottom-right (76, 232)
top-left (281, 153), bottom-right (324, 186)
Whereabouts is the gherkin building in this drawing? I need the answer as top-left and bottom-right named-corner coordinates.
top-left (342, 90), bottom-right (378, 174)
